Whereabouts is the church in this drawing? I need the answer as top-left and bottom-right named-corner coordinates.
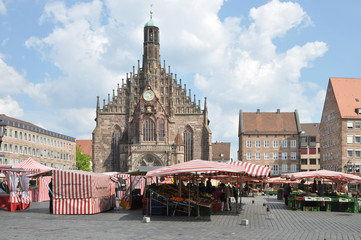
top-left (92, 14), bottom-right (212, 172)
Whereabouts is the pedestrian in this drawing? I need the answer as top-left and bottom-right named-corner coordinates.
top-left (232, 183), bottom-right (239, 205)
top-left (298, 179), bottom-right (305, 191)
top-left (206, 177), bottom-right (212, 193)
top-left (283, 183), bottom-right (291, 206)
top-left (48, 179), bottom-right (53, 214)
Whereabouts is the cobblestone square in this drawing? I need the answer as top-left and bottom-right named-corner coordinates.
top-left (1, 196), bottom-right (361, 240)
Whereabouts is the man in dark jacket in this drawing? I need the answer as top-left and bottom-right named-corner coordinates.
top-left (283, 184), bottom-right (291, 206)
top-left (48, 179), bottom-right (53, 213)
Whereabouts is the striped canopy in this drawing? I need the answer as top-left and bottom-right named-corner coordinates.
top-left (12, 157), bottom-right (53, 173)
top-left (282, 170), bottom-right (361, 183)
top-left (227, 161), bottom-right (271, 179)
top-left (146, 160), bottom-right (246, 177)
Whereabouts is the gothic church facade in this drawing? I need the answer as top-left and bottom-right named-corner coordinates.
top-left (92, 16), bottom-right (212, 172)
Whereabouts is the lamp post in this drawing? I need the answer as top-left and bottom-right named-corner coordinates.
top-left (0, 119), bottom-right (7, 149)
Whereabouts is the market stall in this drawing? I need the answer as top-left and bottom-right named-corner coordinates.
top-left (30, 169), bottom-right (116, 214)
top-left (144, 160), bottom-right (247, 217)
top-left (12, 157), bottom-right (54, 202)
top-left (281, 170), bottom-right (361, 212)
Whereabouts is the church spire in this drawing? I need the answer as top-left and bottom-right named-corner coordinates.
top-left (143, 6), bottom-right (161, 87)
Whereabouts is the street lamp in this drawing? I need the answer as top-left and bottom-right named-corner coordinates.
top-left (0, 119), bottom-right (7, 148)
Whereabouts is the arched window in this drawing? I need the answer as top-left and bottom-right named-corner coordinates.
top-left (149, 29), bottom-right (153, 41)
top-left (159, 119), bottom-right (165, 141)
top-left (143, 119), bottom-right (156, 141)
top-left (184, 126), bottom-right (193, 162)
top-left (112, 126), bottom-right (122, 172)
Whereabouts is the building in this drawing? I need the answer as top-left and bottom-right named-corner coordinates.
top-left (92, 14), bottom-right (212, 172)
top-left (212, 142), bottom-right (231, 162)
top-left (300, 123), bottom-right (320, 171)
top-left (238, 109), bottom-right (302, 176)
top-left (320, 77), bottom-right (361, 174)
top-left (76, 140), bottom-right (92, 157)
top-left (0, 114), bottom-right (76, 169)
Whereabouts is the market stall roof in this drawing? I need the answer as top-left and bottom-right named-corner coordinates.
top-left (266, 177), bottom-right (300, 184)
top-left (12, 157), bottom-right (54, 172)
top-left (227, 161), bottom-right (271, 179)
top-left (281, 170), bottom-right (361, 183)
top-left (145, 159), bottom-right (246, 177)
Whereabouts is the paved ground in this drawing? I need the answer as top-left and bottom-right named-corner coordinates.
top-left (1, 196), bottom-right (361, 240)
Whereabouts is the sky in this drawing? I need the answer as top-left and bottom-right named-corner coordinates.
top-left (1, 0), bottom-right (361, 160)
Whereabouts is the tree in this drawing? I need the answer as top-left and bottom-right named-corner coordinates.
top-left (76, 146), bottom-right (92, 172)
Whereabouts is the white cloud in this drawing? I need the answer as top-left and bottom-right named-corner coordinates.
top-left (0, 0), bottom-right (6, 15)
top-left (0, 54), bottom-right (27, 95)
top-left (0, 96), bottom-right (23, 117)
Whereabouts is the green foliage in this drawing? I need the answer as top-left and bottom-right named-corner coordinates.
top-left (76, 146), bottom-right (92, 172)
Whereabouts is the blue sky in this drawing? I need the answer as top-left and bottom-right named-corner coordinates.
top-left (1, 0), bottom-right (361, 160)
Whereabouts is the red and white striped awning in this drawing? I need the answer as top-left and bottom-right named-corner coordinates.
top-left (227, 161), bottom-right (271, 179)
top-left (12, 157), bottom-right (53, 173)
top-left (281, 170), bottom-right (361, 183)
top-left (146, 160), bottom-right (246, 177)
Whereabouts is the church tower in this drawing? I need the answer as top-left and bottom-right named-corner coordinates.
top-left (92, 12), bottom-right (212, 172)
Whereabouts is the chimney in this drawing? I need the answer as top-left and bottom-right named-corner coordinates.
top-left (277, 109), bottom-right (280, 114)
top-left (256, 109), bottom-right (260, 114)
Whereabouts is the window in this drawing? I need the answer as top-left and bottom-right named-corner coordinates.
top-left (143, 119), bottom-right (156, 141)
top-left (15, 131), bottom-right (18, 139)
top-left (264, 152), bottom-right (270, 160)
top-left (310, 159), bottom-right (317, 165)
top-left (255, 152), bottom-right (261, 160)
top-left (264, 140), bottom-right (270, 148)
top-left (246, 152), bottom-right (252, 160)
top-left (355, 150), bottom-right (361, 158)
top-left (246, 140), bottom-right (252, 148)
top-left (347, 121), bottom-right (353, 129)
top-left (301, 159), bottom-right (307, 165)
top-left (282, 164), bottom-right (288, 173)
top-left (24, 133), bottom-right (27, 141)
top-left (347, 150), bottom-right (353, 158)
top-left (3, 143), bottom-right (8, 152)
top-left (9, 144), bottom-right (13, 153)
top-left (273, 140), bottom-right (279, 148)
top-left (282, 152), bottom-right (287, 160)
top-left (33, 149), bottom-right (35, 156)
top-left (301, 136), bottom-right (307, 144)
top-left (273, 152), bottom-right (279, 160)
top-left (272, 164), bottom-right (279, 175)
top-left (347, 135), bottom-right (353, 144)
top-left (356, 136), bottom-right (361, 144)
top-left (28, 134), bottom-right (31, 141)
top-left (301, 148), bottom-right (308, 154)
top-left (309, 148), bottom-right (316, 154)
top-left (356, 121), bottom-right (361, 129)
top-left (24, 147), bottom-right (27, 155)
top-left (290, 164), bottom-right (297, 172)
top-left (184, 126), bottom-right (193, 162)
top-left (282, 140), bottom-right (287, 148)
top-left (255, 140), bottom-right (261, 148)
top-left (159, 120), bottom-right (165, 141)
top-left (19, 132), bottom-right (23, 140)
top-left (290, 140), bottom-right (296, 148)
top-left (291, 152), bottom-right (296, 160)
top-left (15, 145), bottom-right (18, 154)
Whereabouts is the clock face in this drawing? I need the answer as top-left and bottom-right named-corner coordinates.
top-left (143, 90), bottom-right (155, 101)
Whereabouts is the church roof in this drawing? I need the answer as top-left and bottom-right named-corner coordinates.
top-left (144, 18), bottom-right (158, 28)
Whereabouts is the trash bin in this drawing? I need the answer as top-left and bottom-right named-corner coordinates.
top-left (277, 189), bottom-right (283, 200)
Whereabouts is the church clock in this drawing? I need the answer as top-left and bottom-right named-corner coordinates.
top-left (143, 90), bottom-right (155, 101)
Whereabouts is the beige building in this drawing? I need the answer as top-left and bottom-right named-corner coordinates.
top-left (300, 123), bottom-right (320, 171)
top-left (92, 15), bottom-right (212, 172)
top-left (0, 114), bottom-right (76, 170)
top-left (238, 109), bottom-right (302, 176)
top-left (320, 77), bottom-right (361, 174)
